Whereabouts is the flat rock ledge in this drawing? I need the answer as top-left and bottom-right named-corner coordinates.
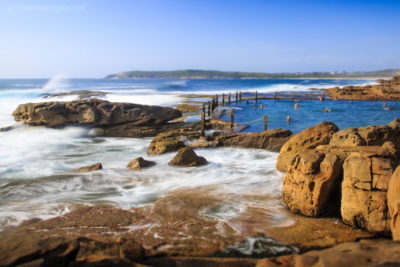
top-left (12, 99), bottom-right (182, 127)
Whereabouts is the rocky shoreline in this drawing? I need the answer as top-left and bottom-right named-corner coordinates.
top-left (3, 89), bottom-right (400, 266)
top-left (324, 72), bottom-right (400, 100)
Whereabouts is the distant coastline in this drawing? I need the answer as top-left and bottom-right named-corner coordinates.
top-left (105, 69), bottom-right (400, 80)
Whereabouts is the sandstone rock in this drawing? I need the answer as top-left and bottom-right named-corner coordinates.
top-left (12, 99), bottom-right (182, 127)
top-left (256, 239), bottom-right (400, 267)
top-left (388, 165), bottom-right (400, 240)
top-left (127, 157), bottom-right (156, 170)
top-left (168, 147), bottom-right (207, 167)
top-left (324, 73), bottom-right (400, 100)
top-left (282, 149), bottom-right (345, 217)
top-left (276, 122), bottom-right (339, 172)
top-left (147, 129), bottom-right (201, 155)
top-left (70, 163), bottom-right (103, 173)
top-left (388, 118), bottom-right (400, 130)
top-left (341, 143), bottom-right (398, 233)
top-left (215, 129), bottom-right (292, 152)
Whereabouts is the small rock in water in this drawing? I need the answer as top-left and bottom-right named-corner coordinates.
top-left (216, 235), bottom-right (299, 258)
top-left (127, 157), bottom-right (156, 170)
top-left (69, 163), bottom-right (103, 173)
top-left (168, 147), bottom-right (207, 167)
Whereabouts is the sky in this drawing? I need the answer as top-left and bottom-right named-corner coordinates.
top-left (0, 0), bottom-right (399, 78)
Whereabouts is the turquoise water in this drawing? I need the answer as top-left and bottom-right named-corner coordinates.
top-left (221, 98), bottom-right (400, 133)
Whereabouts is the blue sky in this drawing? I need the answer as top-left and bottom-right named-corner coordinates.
top-left (0, 0), bottom-right (399, 78)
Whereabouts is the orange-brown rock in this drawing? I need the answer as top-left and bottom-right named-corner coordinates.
top-left (214, 129), bottom-right (292, 152)
top-left (127, 157), bottom-right (156, 170)
top-left (168, 147), bottom-right (207, 167)
top-left (176, 103), bottom-right (203, 113)
top-left (341, 142), bottom-right (398, 234)
top-left (324, 74), bottom-right (400, 100)
top-left (388, 165), bottom-right (400, 240)
top-left (70, 163), bottom-right (103, 173)
top-left (282, 149), bottom-right (345, 217)
top-left (329, 124), bottom-right (400, 149)
top-left (256, 238), bottom-right (400, 267)
top-left (12, 99), bottom-right (182, 127)
top-left (147, 129), bottom-right (202, 155)
top-left (276, 122), bottom-right (339, 172)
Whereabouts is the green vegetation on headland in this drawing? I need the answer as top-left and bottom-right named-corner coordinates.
top-left (105, 69), bottom-right (400, 79)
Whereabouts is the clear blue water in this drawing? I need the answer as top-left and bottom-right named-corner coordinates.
top-left (221, 98), bottom-right (400, 134)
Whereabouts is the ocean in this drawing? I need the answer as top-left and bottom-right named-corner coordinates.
top-left (0, 77), bottom-right (397, 230)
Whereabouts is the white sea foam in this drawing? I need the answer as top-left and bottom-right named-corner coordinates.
top-left (0, 124), bottom-right (286, 229)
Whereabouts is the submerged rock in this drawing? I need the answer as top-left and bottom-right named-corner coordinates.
top-left (127, 157), bottom-right (156, 170)
top-left (70, 163), bottom-right (103, 173)
top-left (276, 122), bottom-right (339, 172)
top-left (169, 147), bottom-right (208, 167)
top-left (12, 99), bottom-right (182, 127)
top-left (216, 236), bottom-right (299, 258)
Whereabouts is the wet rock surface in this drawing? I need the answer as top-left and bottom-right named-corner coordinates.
top-left (168, 147), bottom-right (208, 167)
top-left (127, 157), bottom-right (156, 170)
top-left (214, 129), bottom-right (292, 152)
top-left (12, 99), bottom-right (182, 127)
top-left (69, 163), bottom-right (103, 173)
top-left (147, 129), bottom-right (202, 155)
top-left (256, 239), bottom-right (400, 267)
top-left (0, 187), bottom-right (375, 266)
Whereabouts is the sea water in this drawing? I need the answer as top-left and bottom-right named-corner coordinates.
top-left (0, 77), bottom-right (396, 230)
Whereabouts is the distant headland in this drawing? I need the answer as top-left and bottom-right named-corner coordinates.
top-left (105, 69), bottom-right (400, 79)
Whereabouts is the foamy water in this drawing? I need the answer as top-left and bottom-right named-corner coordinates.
top-left (0, 77), bottom-right (374, 229)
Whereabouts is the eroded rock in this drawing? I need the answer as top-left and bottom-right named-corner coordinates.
top-left (147, 129), bottom-right (201, 155)
top-left (387, 165), bottom-right (400, 240)
top-left (276, 122), bottom-right (339, 172)
top-left (12, 99), bottom-right (182, 127)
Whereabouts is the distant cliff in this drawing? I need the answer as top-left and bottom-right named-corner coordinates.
top-left (105, 69), bottom-right (400, 79)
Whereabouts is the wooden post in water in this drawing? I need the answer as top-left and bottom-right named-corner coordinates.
top-left (274, 92), bottom-right (276, 99)
top-left (292, 92), bottom-right (294, 100)
top-left (228, 92), bottom-right (231, 104)
top-left (222, 93), bottom-right (225, 105)
top-left (212, 98), bottom-right (216, 112)
top-left (202, 104), bottom-right (206, 114)
top-left (239, 91), bottom-right (242, 101)
top-left (230, 108), bottom-right (234, 130)
top-left (235, 91), bottom-right (238, 102)
top-left (207, 101), bottom-right (211, 117)
top-left (255, 91), bottom-right (258, 103)
top-left (264, 115), bottom-right (268, 131)
top-left (201, 112), bottom-right (205, 136)
top-left (215, 94), bottom-right (218, 106)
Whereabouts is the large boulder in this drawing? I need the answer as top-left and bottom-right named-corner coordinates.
top-left (388, 165), bottom-right (400, 240)
top-left (282, 148), bottom-right (345, 217)
top-left (12, 99), bottom-right (182, 127)
top-left (341, 142), bottom-right (398, 234)
top-left (127, 157), bottom-right (156, 170)
top-left (147, 129), bottom-right (201, 155)
top-left (214, 129), bottom-right (292, 152)
top-left (276, 122), bottom-right (339, 172)
top-left (168, 147), bottom-right (207, 167)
